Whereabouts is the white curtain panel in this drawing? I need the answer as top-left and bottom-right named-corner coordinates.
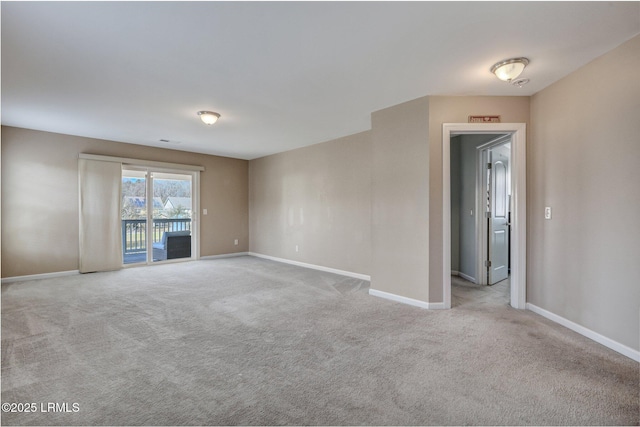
top-left (78, 159), bottom-right (123, 273)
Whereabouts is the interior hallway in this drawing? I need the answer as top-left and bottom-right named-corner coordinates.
top-left (451, 274), bottom-right (510, 308)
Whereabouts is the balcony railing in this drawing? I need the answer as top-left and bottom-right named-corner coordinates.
top-left (122, 218), bottom-right (191, 258)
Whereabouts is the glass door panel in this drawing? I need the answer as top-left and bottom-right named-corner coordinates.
top-left (122, 169), bottom-right (148, 264)
top-left (151, 172), bottom-right (193, 262)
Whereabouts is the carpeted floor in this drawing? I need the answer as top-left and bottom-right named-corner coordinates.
top-left (1, 256), bottom-right (638, 426)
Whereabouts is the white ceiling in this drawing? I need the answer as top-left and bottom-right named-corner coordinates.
top-left (2, 2), bottom-right (639, 160)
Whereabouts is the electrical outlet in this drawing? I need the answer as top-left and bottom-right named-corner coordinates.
top-left (295, 245), bottom-right (299, 252)
top-left (234, 239), bottom-right (238, 245)
top-left (545, 207), bottom-right (552, 220)
top-left (203, 208), bottom-right (208, 215)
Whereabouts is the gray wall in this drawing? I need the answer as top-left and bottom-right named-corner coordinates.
top-left (1, 126), bottom-right (249, 278)
top-left (249, 131), bottom-right (372, 276)
top-left (458, 136), bottom-right (481, 281)
top-left (529, 34), bottom-right (640, 351)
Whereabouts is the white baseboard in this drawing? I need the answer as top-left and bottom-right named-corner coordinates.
top-left (458, 272), bottom-right (476, 283)
top-left (451, 270), bottom-right (476, 283)
top-left (369, 288), bottom-right (445, 310)
top-left (248, 252), bottom-right (370, 281)
top-left (526, 303), bottom-right (640, 362)
top-left (1, 270), bottom-right (80, 284)
top-left (428, 301), bottom-right (447, 309)
top-left (200, 252), bottom-right (249, 260)
top-left (2, 253), bottom-right (250, 283)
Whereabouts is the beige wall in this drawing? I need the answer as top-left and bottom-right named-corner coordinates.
top-left (371, 97), bottom-right (430, 301)
top-left (248, 95), bottom-right (432, 302)
top-left (248, 95), bottom-right (526, 305)
top-left (1, 126), bottom-right (248, 278)
top-left (428, 96), bottom-right (530, 301)
top-left (249, 131), bottom-right (371, 275)
top-left (4, 36), bottom-right (637, 354)
top-left (529, 35), bottom-right (640, 351)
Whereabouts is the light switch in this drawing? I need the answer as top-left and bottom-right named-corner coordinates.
top-left (203, 208), bottom-right (208, 215)
top-left (544, 207), bottom-right (552, 220)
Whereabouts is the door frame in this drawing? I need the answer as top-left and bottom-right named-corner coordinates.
top-left (442, 123), bottom-right (526, 309)
top-left (121, 165), bottom-right (200, 266)
top-left (476, 135), bottom-right (512, 286)
top-left (147, 168), bottom-right (200, 264)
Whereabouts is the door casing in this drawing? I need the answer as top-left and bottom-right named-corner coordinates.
top-left (442, 123), bottom-right (526, 309)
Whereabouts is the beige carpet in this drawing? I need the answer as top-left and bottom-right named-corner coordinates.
top-left (2, 256), bottom-right (638, 425)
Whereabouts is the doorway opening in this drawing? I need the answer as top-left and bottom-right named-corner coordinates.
top-left (450, 134), bottom-right (512, 306)
top-left (442, 123), bottom-right (527, 310)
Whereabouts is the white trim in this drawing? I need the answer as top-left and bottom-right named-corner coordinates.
top-left (1, 253), bottom-right (243, 282)
top-left (452, 270), bottom-right (478, 283)
top-left (369, 289), bottom-right (445, 309)
top-left (191, 172), bottom-right (201, 260)
top-left (443, 123), bottom-right (527, 310)
top-left (1, 270), bottom-right (80, 284)
top-left (526, 303), bottom-right (640, 362)
top-left (248, 252), bottom-right (370, 281)
top-left (476, 134), bottom-right (512, 150)
top-left (458, 271), bottom-right (476, 283)
top-left (79, 153), bottom-right (205, 172)
top-left (443, 128), bottom-right (452, 308)
top-left (200, 252), bottom-right (249, 260)
top-left (510, 125), bottom-right (527, 309)
top-left (146, 170), bottom-right (154, 262)
top-left (427, 302), bottom-right (446, 309)
top-left (475, 147), bottom-right (487, 286)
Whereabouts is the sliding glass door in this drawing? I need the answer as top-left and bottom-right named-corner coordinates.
top-left (122, 168), bottom-right (195, 265)
top-left (151, 172), bottom-right (192, 263)
top-left (122, 169), bottom-right (148, 264)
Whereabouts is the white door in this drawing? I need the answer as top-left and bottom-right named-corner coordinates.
top-left (488, 150), bottom-right (509, 284)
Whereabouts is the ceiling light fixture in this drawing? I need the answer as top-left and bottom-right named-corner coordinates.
top-left (490, 57), bottom-right (529, 82)
top-left (197, 111), bottom-right (220, 125)
top-left (511, 78), bottom-right (530, 88)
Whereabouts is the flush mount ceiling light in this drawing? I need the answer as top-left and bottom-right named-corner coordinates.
top-left (490, 57), bottom-right (529, 82)
top-left (197, 111), bottom-right (220, 125)
top-left (511, 78), bottom-right (530, 88)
